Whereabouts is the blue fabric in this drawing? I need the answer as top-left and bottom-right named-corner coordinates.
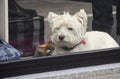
top-left (0, 38), bottom-right (22, 62)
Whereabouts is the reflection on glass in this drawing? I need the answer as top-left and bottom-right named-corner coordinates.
top-left (0, 0), bottom-right (119, 63)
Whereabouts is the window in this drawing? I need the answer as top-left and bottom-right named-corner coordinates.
top-left (0, 0), bottom-right (120, 78)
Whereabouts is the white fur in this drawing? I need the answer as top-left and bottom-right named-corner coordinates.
top-left (46, 9), bottom-right (119, 55)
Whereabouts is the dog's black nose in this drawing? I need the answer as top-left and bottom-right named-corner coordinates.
top-left (59, 35), bottom-right (65, 40)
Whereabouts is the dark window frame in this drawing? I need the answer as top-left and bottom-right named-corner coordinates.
top-left (0, 47), bottom-right (120, 78)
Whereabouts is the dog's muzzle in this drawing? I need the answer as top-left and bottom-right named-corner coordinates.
top-left (59, 35), bottom-right (65, 41)
top-left (60, 40), bottom-right (86, 51)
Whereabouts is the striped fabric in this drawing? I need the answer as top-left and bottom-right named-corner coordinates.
top-left (0, 37), bottom-right (22, 62)
top-left (9, 16), bottom-right (44, 56)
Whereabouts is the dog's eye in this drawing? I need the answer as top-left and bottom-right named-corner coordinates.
top-left (55, 27), bottom-right (60, 30)
top-left (68, 28), bottom-right (73, 30)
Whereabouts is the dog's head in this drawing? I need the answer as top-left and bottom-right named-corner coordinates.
top-left (46, 9), bottom-right (87, 48)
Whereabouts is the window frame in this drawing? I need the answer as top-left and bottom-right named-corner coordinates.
top-left (0, 47), bottom-right (120, 78)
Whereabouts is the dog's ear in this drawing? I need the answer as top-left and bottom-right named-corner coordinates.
top-left (74, 9), bottom-right (88, 37)
top-left (74, 9), bottom-right (87, 27)
top-left (48, 12), bottom-right (58, 19)
top-left (45, 12), bottom-right (59, 24)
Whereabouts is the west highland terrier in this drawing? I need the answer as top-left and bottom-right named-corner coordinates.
top-left (46, 9), bottom-right (119, 55)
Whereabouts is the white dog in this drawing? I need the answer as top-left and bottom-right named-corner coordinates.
top-left (46, 9), bottom-right (119, 55)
